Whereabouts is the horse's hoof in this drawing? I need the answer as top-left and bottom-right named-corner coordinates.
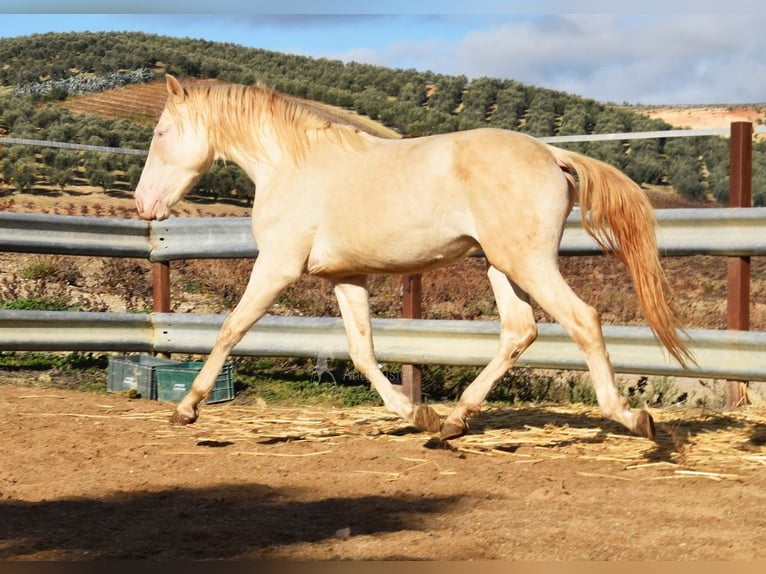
top-left (635, 409), bottom-right (656, 441)
top-left (169, 409), bottom-right (197, 426)
top-left (440, 419), bottom-right (468, 441)
top-left (412, 404), bottom-right (441, 433)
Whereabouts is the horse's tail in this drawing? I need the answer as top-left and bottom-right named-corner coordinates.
top-left (548, 145), bottom-right (695, 368)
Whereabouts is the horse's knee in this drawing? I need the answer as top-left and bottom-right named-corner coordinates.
top-left (346, 352), bottom-right (378, 379)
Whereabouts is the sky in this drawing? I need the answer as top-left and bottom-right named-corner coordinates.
top-left (1, 1), bottom-right (765, 105)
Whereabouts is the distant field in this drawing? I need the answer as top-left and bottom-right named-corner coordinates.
top-left (60, 78), bottom-right (169, 125)
top-left (636, 104), bottom-right (766, 136)
top-left (60, 76), bottom-right (402, 139)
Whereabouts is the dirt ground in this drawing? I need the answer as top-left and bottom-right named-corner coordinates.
top-left (1, 379), bottom-right (765, 561)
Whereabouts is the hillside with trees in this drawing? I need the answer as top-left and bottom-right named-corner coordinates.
top-left (1, 30), bottom-right (765, 206)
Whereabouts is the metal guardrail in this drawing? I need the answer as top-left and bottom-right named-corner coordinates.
top-left (0, 136), bottom-right (148, 156)
top-left (2, 208), bottom-right (766, 261)
top-left (150, 217), bottom-right (258, 260)
top-left (1, 311), bottom-right (765, 382)
top-left (539, 125), bottom-right (766, 144)
top-left (0, 212), bottom-right (150, 258)
top-left (0, 310), bottom-right (153, 352)
top-left (4, 125), bottom-right (765, 157)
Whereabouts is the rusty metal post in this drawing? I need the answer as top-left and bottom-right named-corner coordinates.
top-left (725, 121), bottom-right (752, 408)
top-left (401, 274), bottom-right (423, 403)
top-left (152, 261), bottom-right (171, 313)
top-left (152, 261), bottom-right (171, 358)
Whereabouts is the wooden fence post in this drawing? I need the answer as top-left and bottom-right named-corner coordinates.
top-left (726, 121), bottom-right (752, 408)
top-left (152, 261), bottom-right (171, 358)
top-left (152, 261), bottom-right (171, 313)
top-left (401, 273), bottom-right (423, 403)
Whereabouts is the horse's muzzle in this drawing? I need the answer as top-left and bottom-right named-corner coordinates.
top-left (135, 196), bottom-right (168, 221)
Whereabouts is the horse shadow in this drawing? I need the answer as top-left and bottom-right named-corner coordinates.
top-left (0, 483), bottom-right (458, 560)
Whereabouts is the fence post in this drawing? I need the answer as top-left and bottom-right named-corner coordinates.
top-left (401, 273), bottom-right (423, 403)
top-left (726, 121), bottom-right (752, 408)
top-left (152, 261), bottom-right (171, 313)
top-left (152, 261), bottom-right (171, 358)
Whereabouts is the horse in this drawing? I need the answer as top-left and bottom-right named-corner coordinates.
top-left (135, 75), bottom-right (694, 441)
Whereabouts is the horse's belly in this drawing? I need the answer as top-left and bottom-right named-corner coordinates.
top-left (306, 234), bottom-right (479, 277)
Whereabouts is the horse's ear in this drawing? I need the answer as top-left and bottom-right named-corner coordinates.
top-left (165, 74), bottom-right (186, 102)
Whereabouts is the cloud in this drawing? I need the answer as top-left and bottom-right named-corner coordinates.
top-left (451, 14), bottom-right (766, 104)
top-left (330, 14), bottom-right (766, 104)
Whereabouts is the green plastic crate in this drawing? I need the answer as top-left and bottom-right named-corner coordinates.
top-left (155, 361), bottom-right (234, 404)
top-left (107, 354), bottom-right (177, 399)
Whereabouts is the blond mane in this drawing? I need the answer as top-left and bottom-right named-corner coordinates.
top-left (167, 82), bottom-right (369, 164)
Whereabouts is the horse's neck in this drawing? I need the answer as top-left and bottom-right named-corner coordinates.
top-left (215, 122), bottom-right (286, 190)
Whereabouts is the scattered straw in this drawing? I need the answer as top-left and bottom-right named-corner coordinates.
top-left (29, 398), bottom-right (766, 479)
top-left (576, 472), bottom-right (634, 481)
top-left (673, 469), bottom-right (743, 481)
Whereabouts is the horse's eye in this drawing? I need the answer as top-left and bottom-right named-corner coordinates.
top-left (155, 128), bottom-right (169, 138)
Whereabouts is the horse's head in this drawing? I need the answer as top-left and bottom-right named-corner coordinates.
top-left (135, 75), bottom-right (214, 221)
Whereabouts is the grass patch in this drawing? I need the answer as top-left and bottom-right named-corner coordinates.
top-left (231, 356), bottom-right (382, 408)
top-left (0, 297), bottom-right (80, 311)
top-left (236, 376), bottom-right (382, 408)
top-left (180, 278), bottom-right (209, 294)
top-left (0, 351), bottom-right (108, 371)
top-left (0, 351), bottom-right (109, 394)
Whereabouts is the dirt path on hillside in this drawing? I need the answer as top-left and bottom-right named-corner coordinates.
top-left (641, 106), bottom-right (765, 132)
top-left (1, 381), bottom-right (765, 561)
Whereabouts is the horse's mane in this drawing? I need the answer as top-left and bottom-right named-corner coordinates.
top-left (167, 82), bottom-right (369, 164)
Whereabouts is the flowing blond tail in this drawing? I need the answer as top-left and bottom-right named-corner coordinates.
top-left (549, 145), bottom-right (695, 368)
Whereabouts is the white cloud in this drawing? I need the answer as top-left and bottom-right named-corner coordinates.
top-left (455, 14), bottom-right (766, 104)
top-left (331, 14), bottom-right (766, 104)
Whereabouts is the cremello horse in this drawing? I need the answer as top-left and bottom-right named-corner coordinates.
top-left (135, 75), bottom-right (693, 441)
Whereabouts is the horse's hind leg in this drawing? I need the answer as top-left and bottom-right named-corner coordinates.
top-left (170, 256), bottom-right (301, 425)
top-left (333, 276), bottom-right (440, 433)
top-left (441, 265), bottom-right (538, 440)
top-left (514, 261), bottom-right (655, 440)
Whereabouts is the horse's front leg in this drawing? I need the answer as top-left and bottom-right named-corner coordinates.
top-left (171, 256), bottom-right (302, 425)
top-left (333, 276), bottom-right (440, 433)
